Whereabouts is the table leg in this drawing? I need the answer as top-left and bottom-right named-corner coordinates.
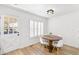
top-left (48, 40), bottom-right (53, 53)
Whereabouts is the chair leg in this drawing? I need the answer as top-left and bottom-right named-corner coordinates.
top-left (57, 48), bottom-right (59, 51)
top-left (41, 44), bottom-right (42, 46)
top-left (40, 44), bottom-right (46, 48)
top-left (56, 48), bottom-right (59, 55)
top-left (53, 47), bottom-right (55, 51)
top-left (44, 45), bottom-right (47, 48)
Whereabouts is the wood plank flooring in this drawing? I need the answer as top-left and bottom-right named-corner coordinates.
top-left (5, 43), bottom-right (79, 55)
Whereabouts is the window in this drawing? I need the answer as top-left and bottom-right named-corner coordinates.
top-left (40, 22), bottom-right (43, 35)
top-left (30, 20), bottom-right (44, 37)
top-left (30, 20), bottom-right (34, 37)
top-left (34, 21), bottom-right (38, 36)
top-left (4, 16), bottom-right (18, 34)
top-left (0, 16), bottom-right (1, 35)
top-left (38, 22), bottom-right (41, 36)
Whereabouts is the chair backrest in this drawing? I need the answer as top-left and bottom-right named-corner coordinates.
top-left (40, 37), bottom-right (48, 44)
top-left (57, 40), bottom-right (63, 47)
top-left (40, 37), bottom-right (44, 44)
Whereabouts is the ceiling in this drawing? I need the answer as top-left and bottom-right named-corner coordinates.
top-left (10, 4), bottom-right (79, 18)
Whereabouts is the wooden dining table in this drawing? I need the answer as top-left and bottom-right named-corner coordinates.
top-left (42, 35), bottom-right (62, 53)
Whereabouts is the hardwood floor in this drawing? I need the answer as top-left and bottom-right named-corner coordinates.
top-left (5, 43), bottom-right (79, 55)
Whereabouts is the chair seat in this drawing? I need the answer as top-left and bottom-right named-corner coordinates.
top-left (40, 37), bottom-right (48, 45)
top-left (52, 40), bottom-right (63, 48)
top-left (43, 42), bottom-right (49, 45)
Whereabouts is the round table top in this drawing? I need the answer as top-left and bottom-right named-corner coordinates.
top-left (42, 35), bottom-right (62, 41)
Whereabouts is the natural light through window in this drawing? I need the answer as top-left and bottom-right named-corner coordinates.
top-left (30, 20), bottom-right (44, 37)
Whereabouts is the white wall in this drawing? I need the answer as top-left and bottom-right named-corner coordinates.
top-left (48, 11), bottom-right (79, 48)
top-left (0, 5), bottom-right (48, 54)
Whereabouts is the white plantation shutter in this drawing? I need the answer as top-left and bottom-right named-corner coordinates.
top-left (30, 20), bottom-right (44, 37)
top-left (30, 20), bottom-right (34, 37)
